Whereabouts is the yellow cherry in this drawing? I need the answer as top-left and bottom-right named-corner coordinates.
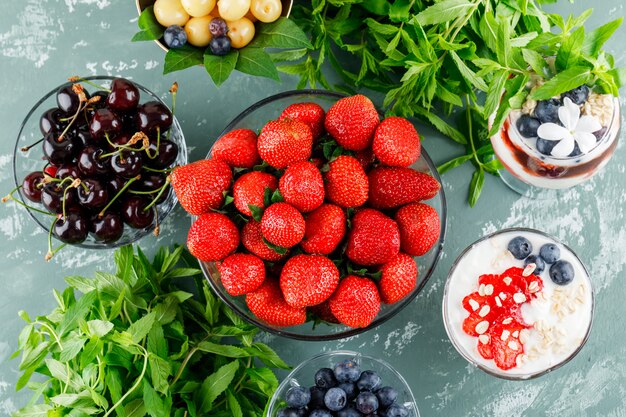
top-left (181, 0), bottom-right (216, 17)
top-left (154, 0), bottom-right (190, 27)
top-left (185, 15), bottom-right (213, 47)
top-left (250, 0), bottom-right (281, 23)
top-left (217, 0), bottom-right (251, 21)
top-left (227, 17), bottom-right (255, 48)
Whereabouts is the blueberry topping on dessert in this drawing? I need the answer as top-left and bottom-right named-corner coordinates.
top-left (524, 254), bottom-right (545, 274)
top-left (539, 243), bottom-right (561, 264)
top-left (550, 260), bottom-right (575, 285)
top-left (534, 99), bottom-right (561, 124)
top-left (507, 236), bottom-right (532, 259)
top-left (563, 85), bottom-right (590, 105)
top-left (163, 25), bottom-right (187, 48)
top-left (516, 114), bottom-right (541, 138)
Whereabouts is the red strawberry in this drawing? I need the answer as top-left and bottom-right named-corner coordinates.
top-left (241, 221), bottom-right (286, 262)
top-left (394, 203), bottom-right (440, 256)
top-left (329, 275), bottom-right (381, 328)
top-left (346, 209), bottom-right (400, 266)
top-left (324, 155), bottom-right (369, 208)
top-left (300, 204), bottom-right (346, 255)
top-left (372, 116), bottom-right (421, 167)
top-left (368, 167), bottom-right (440, 209)
top-left (279, 161), bottom-right (324, 213)
top-left (171, 159), bottom-right (232, 216)
top-left (280, 102), bottom-right (325, 140)
top-left (309, 300), bottom-right (339, 324)
top-left (219, 253), bottom-right (266, 296)
top-left (488, 319), bottom-right (527, 370)
top-left (257, 119), bottom-right (313, 169)
top-left (261, 203), bottom-right (305, 248)
top-left (324, 95), bottom-right (379, 151)
top-left (211, 128), bottom-right (261, 169)
top-left (187, 212), bottom-right (239, 262)
top-left (246, 279), bottom-right (307, 327)
top-left (233, 171), bottom-right (278, 217)
top-left (280, 254), bottom-right (340, 308)
top-left (378, 253), bottom-right (418, 304)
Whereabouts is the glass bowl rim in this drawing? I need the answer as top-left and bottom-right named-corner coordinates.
top-left (199, 88), bottom-right (448, 341)
top-left (267, 349), bottom-right (420, 416)
top-left (441, 226), bottom-right (595, 380)
top-left (12, 75), bottom-right (186, 249)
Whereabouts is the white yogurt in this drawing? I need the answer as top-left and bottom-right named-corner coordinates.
top-left (443, 229), bottom-right (593, 379)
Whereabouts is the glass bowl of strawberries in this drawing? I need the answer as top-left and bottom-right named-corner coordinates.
top-left (172, 90), bottom-right (446, 340)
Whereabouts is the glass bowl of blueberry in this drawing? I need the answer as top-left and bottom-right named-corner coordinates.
top-left (267, 350), bottom-right (419, 417)
top-left (10, 76), bottom-right (187, 257)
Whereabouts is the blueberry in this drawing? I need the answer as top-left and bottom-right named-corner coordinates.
top-left (563, 85), bottom-right (590, 105)
top-left (334, 359), bottom-right (361, 383)
top-left (338, 382), bottom-right (358, 401)
top-left (507, 236), bottom-right (533, 260)
top-left (568, 143), bottom-right (582, 157)
top-left (534, 99), bottom-right (561, 124)
top-left (309, 386), bottom-right (327, 409)
top-left (309, 410), bottom-right (333, 417)
top-left (286, 386), bottom-right (311, 409)
top-left (315, 368), bottom-right (338, 388)
top-left (516, 115), bottom-right (541, 138)
top-left (380, 404), bottom-right (409, 417)
top-left (324, 387), bottom-right (348, 411)
top-left (209, 17), bottom-right (229, 37)
top-left (210, 36), bottom-right (231, 56)
top-left (550, 260), bottom-right (575, 285)
top-left (539, 243), bottom-right (561, 264)
top-left (356, 370), bottom-right (382, 391)
top-left (376, 386), bottom-right (398, 409)
top-left (277, 408), bottom-right (306, 417)
top-left (524, 255), bottom-right (545, 275)
top-left (356, 392), bottom-right (379, 414)
top-left (536, 137), bottom-right (557, 156)
top-left (163, 25), bottom-right (187, 49)
top-left (337, 407), bottom-right (363, 417)
top-left (594, 127), bottom-right (608, 140)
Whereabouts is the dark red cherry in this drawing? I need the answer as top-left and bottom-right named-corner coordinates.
top-left (136, 101), bottom-right (172, 134)
top-left (77, 146), bottom-right (111, 176)
top-left (41, 183), bottom-right (77, 214)
top-left (91, 212), bottom-right (124, 243)
top-left (22, 172), bottom-right (45, 203)
top-left (107, 176), bottom-right (128, 197)
top-left (106, 133), bottom-right (131, 151)
top-left (121, 196), bottom-right (155, 229)
top-left (110, 151), bottom-right (142, 178)
top-left (56, 85), bottom-right (86, 114)
top-left (119, 112), bottom-right (137, 134)
top-left (54, 211), bottom-right (88, 244)
top-left (56, 164), bottom-right (81, 180)
top-left (145, 140), bottom-right (179, 169)
top-left (90, 108), bottom-right (122, 140)
top-left (85, 91), bottom-right (109, 119)
top-left (42, 132), bottom-right (76, 165)
top-left (136, 173), bottom-right (166, 192)
top-left (77, 178), bottom-right (108, 209)
top-left (106, 78), bottom-right (140, 112)
top-left (73, 128), bottom-right (91, 151)
top-left (40, 108), bottom-right (68, 135)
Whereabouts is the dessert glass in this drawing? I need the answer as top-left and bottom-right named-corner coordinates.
top-left (198, 90), bottom-right (447, 341)
top-left (490, 89), bottom-right (621, 198)
top-left (12, 76), bottom-right (187, 248)
top-left (442, 227), bottom-right (594, 380)
top-left (266, 350), bottom-right (420, 417)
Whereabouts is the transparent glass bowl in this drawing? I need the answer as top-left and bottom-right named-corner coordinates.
top-left (199, 89), bottom-right (447, 341)
top-left (442, 227), bottom-right (594, 380)
top-left (12, 76), bottom-right (187, 248)
top-left (266, 350), bottom-right (420, 417)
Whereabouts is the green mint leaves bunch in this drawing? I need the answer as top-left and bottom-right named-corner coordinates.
top-left (287, 0), bottom-right (623, 205)
top-left (13, 245), bottom-right (289, 417)
top-left (134, 6), bottom-right (311, 86)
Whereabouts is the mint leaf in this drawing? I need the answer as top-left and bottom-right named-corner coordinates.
top-left (437, 154), bottom-right (473, 174)
top-left (57, 291), bottom-right (97, 337)
top-left (414, 0), bottom-right (474, 26)
top-left (468, 167), bottom-right (485, 207)
top-left (197, 361), bottom-right (240, 413)
top-left (196, 341), bottom-right (250, 358)
top-left (450, 50), bottom-right (488, 91)
top-left (86, 320), bottom-right (114, 338)
top-left (132, 6), bottom-right (164, 42)
top-left (365, 18), bottom-right (398, 36)
top-left (148, 355), bottom-right (172, 395)
top-left (556, 26), bottom-right (584, 71)
top-left (484, 69), bottom-right (508, 120)
top-left (413, 107), bottom-right (467, 145)
top-left (250, 17), bottom-right (311, 49)
top-left (246, 368), bottom-right (279, 396)
top-left (226, 389), bottom-right (243, 417)
top-left (521, 49), bottom-right (548, 76)
top-left (582, 18), bottom-right (623, 57)
top-left (236, 48), bottom-right (280, 81)
top-left (128, 311), bottom-right (157, 343)
top-left (144, 381), bottom-right (167, 417)
top-left (530, 66), bottom-right (593, 100)
top-left (244, 343), bottom-right (290, 369)
top-left (204, 51), bottom-right (239, 87)
top-left (163, 46), bottom-right (203, 75)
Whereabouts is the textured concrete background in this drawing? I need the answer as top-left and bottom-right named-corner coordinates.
top-left (0, 1), bottom-right (624, 415)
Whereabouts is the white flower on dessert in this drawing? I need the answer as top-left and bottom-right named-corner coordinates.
top-left (536, 97), bottom-right (602, 157)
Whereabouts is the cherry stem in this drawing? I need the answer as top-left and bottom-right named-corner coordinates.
top-left (145, 127), bottom-right (160, 160)
top-left (143, 166), bottom-right (173, 173)
top-left (21, 137), bottom-right (45, 152)
top-left (128, 189), bottom-right (159, 195)
top-left (45, 217), bottom-right (67, 262)
top-left (167, 85), bottom-right (177, 142)
top-left (99, 149), bottom-right (122, 159)
top-left (153, 207), bottom-right (160, 237)
top-left (98, 175), bottom-right (141, 218)
top-left (57, 99), bottom-right (87, 142)
top-left (2, 186), bottom-right (56, 216)
top-left (143, 176), bottom-right (170, 212)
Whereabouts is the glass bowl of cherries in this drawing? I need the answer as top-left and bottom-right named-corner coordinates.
top-left (9, 76), bottom-right (187, 258)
